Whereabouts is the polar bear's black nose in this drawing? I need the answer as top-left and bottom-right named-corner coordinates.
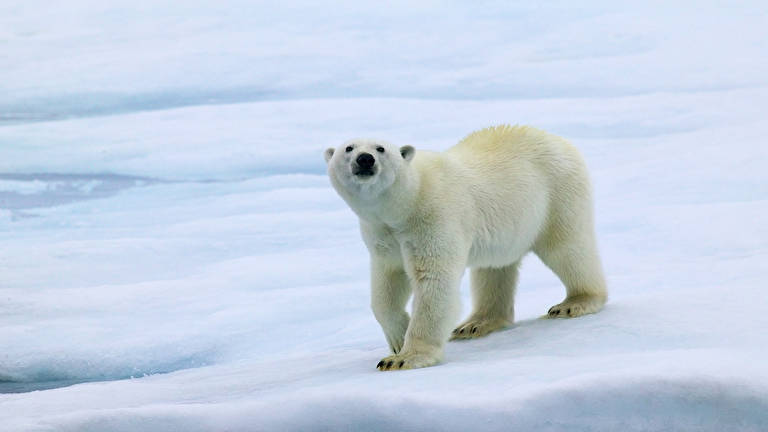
top-left (356, 153), bottom-right (375, 169)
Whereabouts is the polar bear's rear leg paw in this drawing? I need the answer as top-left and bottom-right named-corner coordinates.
top-left (547, 294), bottom-right (605, 318)
top-left (450, 317), bottom-right (509, 340)
top-left (376, 351), bottom-right (441, 371)
top-left (453, 264), bottom-right (518, 340)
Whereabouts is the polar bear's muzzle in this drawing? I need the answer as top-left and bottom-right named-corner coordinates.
top-left (353, 152), bottom-right (377, 177)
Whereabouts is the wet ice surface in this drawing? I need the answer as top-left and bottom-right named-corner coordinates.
top-left (0, 173), bottom-right (157, 213)
top-left (1, 1), bottom-right (768, 431)
top-left (1, 378), bottom-right (131, 394)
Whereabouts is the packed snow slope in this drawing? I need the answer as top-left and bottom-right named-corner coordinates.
top-left (2, 1), bottom-right (768, 431)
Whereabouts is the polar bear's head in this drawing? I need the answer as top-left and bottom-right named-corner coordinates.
top-left (324, 139), bottom-right (415, 200)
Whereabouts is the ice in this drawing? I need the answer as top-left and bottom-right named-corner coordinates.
top-left (1, 1), bottom-right (767, 430)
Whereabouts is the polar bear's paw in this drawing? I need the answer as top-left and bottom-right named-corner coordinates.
top-left (547, 294), bottom-right (605, 318)
top-left (376, 352), bottom-right (440, 371)
top-left (450, 318), bottom-right (509, 340)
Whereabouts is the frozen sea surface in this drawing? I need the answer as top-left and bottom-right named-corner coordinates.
top-left (1, 1), bottom-right (767, 431)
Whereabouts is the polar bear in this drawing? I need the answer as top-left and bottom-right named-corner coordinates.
top-left (324, 125), bottom-right (606, 371)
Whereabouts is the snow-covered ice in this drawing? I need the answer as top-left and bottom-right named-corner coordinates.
top-left (1, 1), bottom-right (767, 431)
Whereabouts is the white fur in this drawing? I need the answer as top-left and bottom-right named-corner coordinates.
top-left (324, 125), bottom-right (607, 370)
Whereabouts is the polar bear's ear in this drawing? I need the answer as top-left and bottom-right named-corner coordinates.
top-left (400, 145), bottom-right (415, 162)
top-left (324, 148), bottom-right (335, 163)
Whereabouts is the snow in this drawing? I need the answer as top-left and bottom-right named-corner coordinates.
top-left (1, 1), bottom-right (767, 431)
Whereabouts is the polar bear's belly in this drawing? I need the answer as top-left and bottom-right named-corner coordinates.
top-left (467, 234), bottom-right (532, 268)
top-left (465, 202), bottom-right (548, 268)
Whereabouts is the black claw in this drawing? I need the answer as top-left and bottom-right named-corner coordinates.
top-left (567, 308), bottom-right (571, 314)
top-left (386, 360), bottom-right (393, 369)
top-left (471, 327), bottom-right (477, 334)
top-left (377, 361), bottom-right (384, 369)
top-left (459, 328), bottom-right (464, 334)
top-left (399, 361), bottom-right (405, 368)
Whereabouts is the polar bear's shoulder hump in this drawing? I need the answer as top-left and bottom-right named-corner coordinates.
top-left (450, 124), bottom-right (556, 154)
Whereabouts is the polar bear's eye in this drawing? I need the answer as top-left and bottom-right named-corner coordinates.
top-left (345, 146), bottom-right (353, 152)
top-left (376, 146), bottom-right (385, 153)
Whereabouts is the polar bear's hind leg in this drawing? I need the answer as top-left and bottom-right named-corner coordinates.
top-left (451, 262), bottom-right (519, 340)
top-left (536, 233), bottom-right (607, 318)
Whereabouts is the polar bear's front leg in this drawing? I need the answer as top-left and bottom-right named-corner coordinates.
top-left (370, 261), bottom-right (411, 354)
top-left (377, 253), bottom-right (463, 371)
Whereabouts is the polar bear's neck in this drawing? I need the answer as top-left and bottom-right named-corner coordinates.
top-left (347, 167), bottom-right (421, 228)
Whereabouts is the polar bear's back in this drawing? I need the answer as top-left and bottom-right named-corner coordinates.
top-left (444, 125), bottom-right (586, 190)
top-left (447, 124), bottom-right (588, 188)
top-left (449, 125), bottom-right (576, 166)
